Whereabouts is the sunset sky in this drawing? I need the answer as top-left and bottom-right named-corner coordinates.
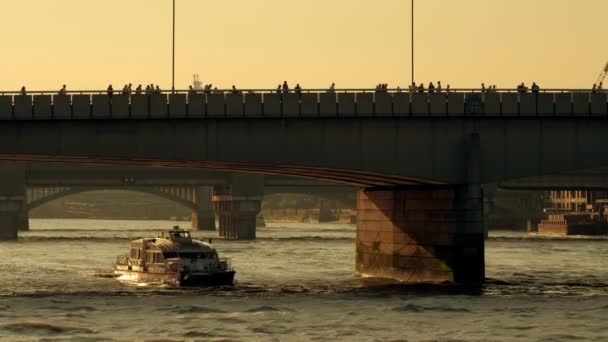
top-left (2, 0), bottom-right (607, 90)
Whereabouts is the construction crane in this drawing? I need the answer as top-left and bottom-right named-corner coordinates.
top-left (596, 62), bottom-right (608, 87)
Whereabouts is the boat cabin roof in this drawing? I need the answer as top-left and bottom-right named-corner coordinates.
top-left (130, 227), bottom-right (214, 253)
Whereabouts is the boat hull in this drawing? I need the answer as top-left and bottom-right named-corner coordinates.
top-left (114, 269), bottom-right (235, 287)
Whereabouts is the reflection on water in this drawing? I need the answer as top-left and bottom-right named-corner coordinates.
top-left (0, 219), bottom-right (607, 341)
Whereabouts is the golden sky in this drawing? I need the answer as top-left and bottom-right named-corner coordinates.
top-left (2, 0), bottom-right (607, 90)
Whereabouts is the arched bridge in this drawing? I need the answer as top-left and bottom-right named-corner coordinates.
top-left (27, 185), bottom-right (201, 211)
top-left (2, 87), bottom-right (608, 286)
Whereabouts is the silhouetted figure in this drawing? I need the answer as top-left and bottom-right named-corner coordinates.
top-left (136, 85), bottom-right (143, 95)
top-left (396, 86), bottom-right (402, 93)
top-left (59, 85), bottom-right (67, 96)
top-left (188, 85), bottom-right (196, 96)
top-left (592, 84), bottom-right (597, 93)
top-left (481, 83), bottom-right (486, 93)
top-left (231, 85), bottom-right (239, 94)
top-left (282, 81), bottom-right (290, 94)
top-left (437, 81), bottom-right (442, 93)
top-left (531, 82), bottom-right (540, 94)
top-left (295, 84), bottom-right (302, 96)
top-left (122, 84), bottom-right (128, 95)
top-left (329, 83), bottom-right (336, 92)
top-left (446, 84), bottom-right (451, 93)
top-left (599, 82), bottom-right (604, 91)
top-left (127, 83), bottom-right (133, 95)
top-left (428, 82), bottom-right (435, 93)
top-left (409, 82), bottom-right (416, 92)
top-left (276, 85), bottom-right (282, 94)
top-left (517, 83), bottom-right (527, 93)
top-left (418, 83), bottom-right (425, 93)
top-left (107, 85), bottom-right (114, 98)
top-left (20, 86), bottom-right (26, 96)
top-left (155, 85), bottom-right (161, 94)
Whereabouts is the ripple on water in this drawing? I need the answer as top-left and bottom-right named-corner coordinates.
top-left (155, 305), bottom-right (226, 314)
top-left (245, 305), bottom-right (295, 313)
top-left (391, 304), bottom-right (471, 313)
top-left (1, 322), bottom-right (95, 335)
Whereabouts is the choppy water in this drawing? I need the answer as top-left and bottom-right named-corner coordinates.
top-left (1, 219), bottom-right (607, 341)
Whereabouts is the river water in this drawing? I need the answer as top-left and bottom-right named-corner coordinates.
top-left (0, 219), bottom-right (607, 341)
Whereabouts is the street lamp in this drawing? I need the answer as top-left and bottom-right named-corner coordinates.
top-left (411, 0), bottom-right (415, 85)
top-left (172, 0), bottom-right (176, 92)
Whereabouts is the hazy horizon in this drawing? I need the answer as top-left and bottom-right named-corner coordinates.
top-left (2, 0), bottom-right (607, 90)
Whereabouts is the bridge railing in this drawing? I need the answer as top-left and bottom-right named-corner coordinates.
top-left (0, 89), bottom-right (606, 119)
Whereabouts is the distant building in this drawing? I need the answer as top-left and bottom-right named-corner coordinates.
top-left (545, 190), bottom-right (608, 212)
top-left (192, 74), bottom-right (203, 91)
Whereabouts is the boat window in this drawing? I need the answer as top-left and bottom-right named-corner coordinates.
top-left (163, 252), bottom-right (178, 259)
top-left (170, 231), bottom-right (191, 239)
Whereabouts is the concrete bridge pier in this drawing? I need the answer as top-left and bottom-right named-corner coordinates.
top-left (0, 163), bottom-right (26, 241)
top-left (17, 208), bottom-right (29, 231)
top-left (318, 199), bottom-right (337, 223)
top-left (214, 174), bottom-right (264, 240)
top-left (192, 186), bottom-right (216, 231)
top-left (356, 134), bottom-right (485, 285)
top-left (256, 213), bottom-right (267, 228)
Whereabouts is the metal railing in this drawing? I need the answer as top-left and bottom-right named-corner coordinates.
top-left (0, 88), bottom-right (606, 96)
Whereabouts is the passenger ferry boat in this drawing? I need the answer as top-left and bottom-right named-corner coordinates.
top-left (114, 227), bottom-right (235, 286)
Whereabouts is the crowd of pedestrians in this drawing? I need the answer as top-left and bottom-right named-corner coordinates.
top-left (15, 81), bottom-right (607, 97)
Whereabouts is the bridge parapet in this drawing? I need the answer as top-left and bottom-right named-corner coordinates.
top-left (0, 89), bottom-right (606, 119)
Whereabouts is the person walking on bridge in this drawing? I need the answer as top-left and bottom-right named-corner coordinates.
top-left (20, 86), bottom-right (27, 96)
top-left (531, 82), bottom-right (540, 94)
top-left (58, 85), bottom-right (67, 96)
top-left (135, 84), bottom-right (143, 95)
top-left (107, 85), bottom-right (114, 98)
top-left (282, 81), bottom-right (290, 94)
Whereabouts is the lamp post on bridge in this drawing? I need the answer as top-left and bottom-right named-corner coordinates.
top-left (411, 0), bottom-right (415, 85)
top-left (172, 0), bottom-right (176, 92)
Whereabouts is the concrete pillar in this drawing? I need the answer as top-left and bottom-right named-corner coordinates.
top-left (356, 133), bottom-right (485, 285)
top-left (214, 174), bottom-right (264, 240)
top-left (192, 186), bottom-right (216, 231)
top-left (18, 208), bottom-right (30, 231)
top-left (256, 213), bottom-right (267, 228)
top-left (0, 163), bottom-right (26, 241)
top-left (318, 199), bottom-right (336, 223)
top-left (356, 186), bottom-right (485, 285)
top-left (215, 198), bottom-right (261, 240)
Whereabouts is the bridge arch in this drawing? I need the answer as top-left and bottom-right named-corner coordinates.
top-left (27, 186), bottom-right (199, 212)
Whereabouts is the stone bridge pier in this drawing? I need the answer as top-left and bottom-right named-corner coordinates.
top-left (0, 162), bottom-right (26, 240)
top-left (214, 174), bottom-right (264, 240)
top-left (356, 134), bottom-right (485, 285)
top-left (192, 186), bottom-right (216, 231)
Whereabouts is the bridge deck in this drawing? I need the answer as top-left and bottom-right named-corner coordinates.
top-left (0, 90), bottom-right (606, 119)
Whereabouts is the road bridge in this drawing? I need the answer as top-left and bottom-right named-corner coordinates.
top-left (1, 88), bottom-right (607, 286)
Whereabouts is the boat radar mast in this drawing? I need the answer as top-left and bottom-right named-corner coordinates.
top-left (192, 74), bottom-right (203, 91)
